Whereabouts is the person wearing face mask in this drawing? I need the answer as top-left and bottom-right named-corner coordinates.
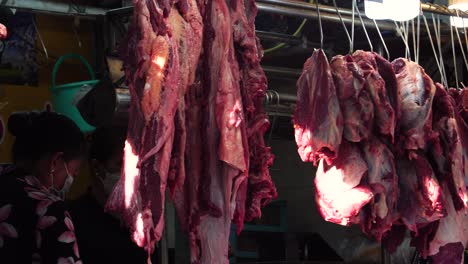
top-left (0, 111), bottom-right (85, 263)
top-left (69, 125), bottom-right (156, 264)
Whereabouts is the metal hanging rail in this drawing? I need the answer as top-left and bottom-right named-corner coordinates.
top-left (257, 0), bottom-right (468, 19)
top-left (0, 0), bottom-right (107, 18)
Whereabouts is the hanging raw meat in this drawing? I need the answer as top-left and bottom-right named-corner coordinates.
top-left (107, 0), bottom-right (276, 262)
top-left (314, 141), bottom-right (373, 226)
top-left (330, 55), bottom-right (374, 142)
top-left (295, 48), bottom-right (467, 260)
top-left (396, 152), bottom-right (446, 233)
top-left (430, 84), bottom-right (468, 211)
top-left (359, 136), bottom-right (398, 241)
top-left (294, 49), bottom-right (343, 165)
top-left (392, 58), bottom-right (436, 151)
top-left (353, 51), bottom-right (397, 141)
top-left (230, 0), bottom-right (277, 225)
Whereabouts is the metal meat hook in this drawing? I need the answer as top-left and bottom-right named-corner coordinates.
top-left (432, 14), bottom-right (448, 88)
top-left (332, 0), bottom-right (352, 54)
top-left (315, 0), bottom-right (323, 49)
top-left (32, 18), bottom-right (48, 62)
top-left (373, 19), bottom-right (390, 60)
top-left (450, 19), bottom-right (459, 88)
top-left (355, 3), bottom-right (373, 52)
top-left (394, 21), bottom-right (411, 60)
top-left (455, 10), bottom-right (468, 85)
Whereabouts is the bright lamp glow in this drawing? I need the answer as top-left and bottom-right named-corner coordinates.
top-left (448, 0), bottom-right (468, 28)
top-left (364, 0), bottom-right (388, 20)
top-left (388, 0), bottom-right (420, 21)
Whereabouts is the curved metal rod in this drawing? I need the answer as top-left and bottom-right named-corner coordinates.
top-left (433, 14), bottom-right (448, 87)
top-left (32, 19), bottom-right (49, 61)
top-left (450, 22), bottom-right (459, 88)
top-left (332, 0), bottom-right (352, 53)
top-left (315, 0), bottom-right (323, 49)
top-left (394, 21), bottom-right (411, 60)
top-left (422, 14), bottom-right (445, 87)
top-left (373, 19), bottom-right (390, 60)
top-left (355, 3), bottom-right (372, 51)
top-left (351, 0), bottom-right (355, 53)
top-left (417, 13), bottom-right (421, 63)
top-left (455, 10), bottom-right (468, 79)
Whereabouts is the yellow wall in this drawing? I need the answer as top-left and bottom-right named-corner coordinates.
top-left (0, 14), bottom-right (96, 199)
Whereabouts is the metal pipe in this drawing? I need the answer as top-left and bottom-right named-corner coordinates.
top-left (265, 91), bottom-right (297, 103)
top-left (263, 66), bottom-right (302, 78)
top-left (257, 2), bottom-right (396, 32)
top-left (256, 31), bottom-right (303, 45)
top-left (1, 0), bottom-right (108, 18)
top-left (258, 0), bottom-right (468, 19)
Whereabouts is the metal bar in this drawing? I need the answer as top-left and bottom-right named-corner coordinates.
top-left (257, 0), bottom-right (468, 19)
top-left (263, 66), bottom-right (302, 78)
top-left (0, 0), bottom-right (108, 17)
top-left (256, 31), bottom-right (302, 45)
top-left (265, 91), bottom-right (297, 103)
top-left (421, 3), bottom-right (468, 18)
top-left (256, 2), bottom-right (396, 32)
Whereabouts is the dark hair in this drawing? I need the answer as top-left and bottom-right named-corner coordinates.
top-left (8, 111), bottom-right (85, 163)
top-left (89, 125), bottom-right (126, 163)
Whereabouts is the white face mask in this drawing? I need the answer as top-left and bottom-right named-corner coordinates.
top-left (51, 162), bottom-right (74, 199)
top-left (100, 171), bottom-right (120, 195)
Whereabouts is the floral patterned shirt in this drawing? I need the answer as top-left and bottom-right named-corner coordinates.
top-left (0, 165), bottom-right (82, 264)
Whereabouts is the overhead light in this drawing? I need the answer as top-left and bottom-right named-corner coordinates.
top-left (388, 0), bottom-right (420, 21)
top-left (449, 0), bottom-right (468, 10)
top-left (448, 0), bottom-right (468, 28)
top-left (364, 0), bottom-right (388, 20)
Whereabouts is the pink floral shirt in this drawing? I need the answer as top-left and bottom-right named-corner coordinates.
top-left (0, 165), bottom-right (82, 264)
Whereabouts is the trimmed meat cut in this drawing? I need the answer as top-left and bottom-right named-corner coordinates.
top-left (392, 58), bottom-right (436, 151)
top-left (315, 141), bottom-right (373, 226)
top-left (430, 84), bottom-right (468, 211)
top-left (353, 51), bottom-right (397, 141)
top-left (330, 55), bottom-right (373, 142)
top-left (294, 49), bottom-right (343, 165)
top-left (360, 136), bottom-right (398, 241)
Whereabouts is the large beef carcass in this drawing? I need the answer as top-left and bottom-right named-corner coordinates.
top-left (195, 0), bottom-right (250, 261)
top-left (392, 59), bottom-right (436, 151)
top-left (330, 55), bottom-right (374, 142)
top-left (314, 141), bottom-right (373, 226)
top-left (105, 0), bottom-right (203, 257)
top-left (230, 0), bottom-right (277, 225)
top-left (116, 0), bottom-right (276, 262)
top-left (294, 49), bottom-right (343, 165)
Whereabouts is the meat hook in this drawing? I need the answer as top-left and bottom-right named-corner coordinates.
top-left (355, 3), bottom-right (373, 52)
top-left (394, 21), bottom-right (411, 60)
top-left (373, 19), bottom-right (390, 60)
top-left (450, 19), bottom-right (459, 89)
top-left (315, 0), bottom-right (323, 49)
top-left (351, 0), bottom-right (356, 53)
top-left (422, 14), bottom-right (446, 87)
top-left (267, 90), bottom-right (280, 143)
top-left (32, 18), bottom-right (48, 62)
top-left (454, 10), bottom-right (468, 81)
top-left (432, 14), bottom-right (448, 87)
top-left (332, 0), bottom-right (352, 54)
top-left (412, 11), bottom-right (421, 64)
